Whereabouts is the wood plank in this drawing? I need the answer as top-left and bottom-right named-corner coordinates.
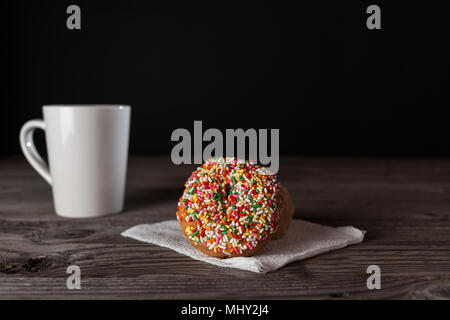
top-left (0, 157), bottom-right (449, 299)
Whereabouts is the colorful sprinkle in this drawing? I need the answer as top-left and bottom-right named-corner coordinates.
top-left (176, 157), bottom-right (280, 256)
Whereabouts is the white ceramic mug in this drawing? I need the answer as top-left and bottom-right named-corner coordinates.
top-left (19, 105), bottom-right (131, 218)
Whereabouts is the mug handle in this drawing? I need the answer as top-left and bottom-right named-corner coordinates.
top-left (19, 119), bottom-right (52, 185)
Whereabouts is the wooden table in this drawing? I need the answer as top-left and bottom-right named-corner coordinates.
top-left (0, 157), bottom-right (449, 299)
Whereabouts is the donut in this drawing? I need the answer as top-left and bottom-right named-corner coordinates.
top-left (272, 184), bottom-right (294, 240)
top-left (176, 157), bottom-right (293, 258)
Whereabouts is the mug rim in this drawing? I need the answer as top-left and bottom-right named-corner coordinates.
top-left (43, 104), bottom-right (130, 109)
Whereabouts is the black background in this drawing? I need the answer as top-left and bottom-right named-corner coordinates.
top-left (1, 0), bottom-right (449, 157)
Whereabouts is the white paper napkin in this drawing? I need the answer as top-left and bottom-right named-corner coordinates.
top-left (121, 220), bottom-right (365, 274)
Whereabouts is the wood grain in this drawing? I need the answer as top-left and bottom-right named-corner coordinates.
top-left (0, 156), bottom-right (449, 299)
